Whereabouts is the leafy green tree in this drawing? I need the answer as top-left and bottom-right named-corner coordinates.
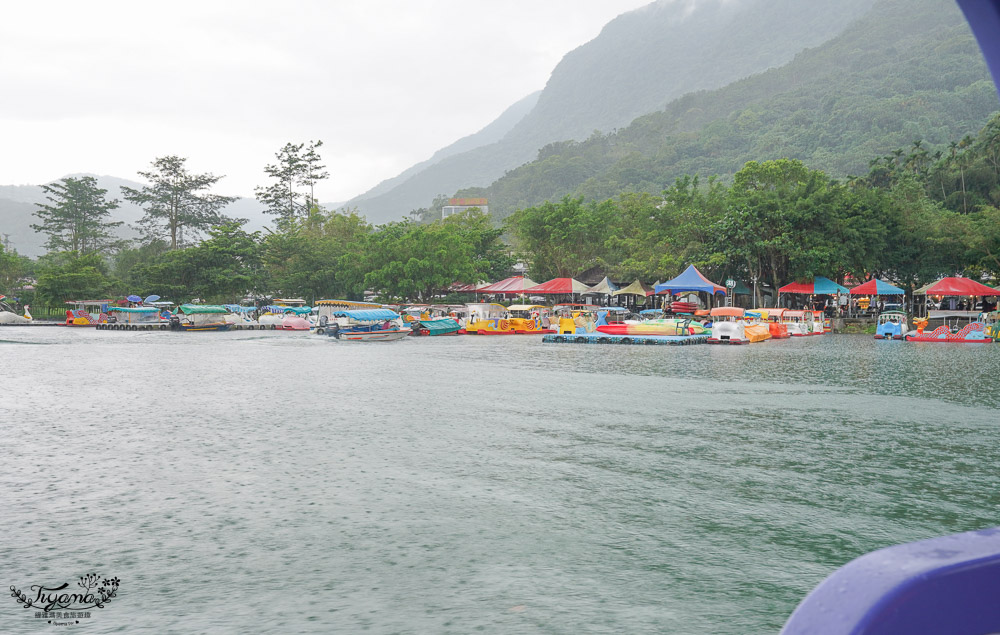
top-left (505, 195), bottom-right (617, 279)
top-left (262, 206), bottom-right (372, 301)
top-left (122, 156), bottom-right (238, 250)
top-left (441, 209), bottom-right (515, 282)
top-left (256, 140), bottom-right (328, 228)
top-left (711, 159), bottom-right (846, 304)
top-left (0, 243), bottom-right (32, 295)
top-left (34, 252), bottom-right (114, 305)
top-left (130, 222), bottom-right (263, 303)
top-left (31, 176), bottom-right (122, 254)
top-left (344, 211), bottom-right (513, 302)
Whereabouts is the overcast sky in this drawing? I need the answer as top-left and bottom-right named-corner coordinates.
top-left (1, 1), bottom-right (653, 202)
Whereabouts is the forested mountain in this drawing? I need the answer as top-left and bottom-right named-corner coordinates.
top-left (459, 0), bottom-right (998, 220)
top-left (0, 175), bottom-right (271, 258)
top-left (350, 0), bottom-right (876, 224)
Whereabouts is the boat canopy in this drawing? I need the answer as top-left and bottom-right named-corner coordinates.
top-left (506, 304), bottom-right (549, 312)
top-left (332, 308), bottom-right (400, 321)
top-left (710, 307), bottom-right (745, 317)
top-left (261, 305), bottom-right (312, 314)
top-left (849, 279), bottom-right (905, 295)
top-left (178, 304), bottom-right (228, 314)
top-left (779, 276), bottom-right (848, 295)
top-left (316, 299), bottom-right (382, 308)
top-left (654, 265), bottom-right (727, 295)
top-left (913, 277), bottom-right (999, 296)
top-left (107, 306), bottom-right (159, 313)
top-left (223, 304), bottom-right (257, 313)
top-left (613, 280), bottom-right (655, 297)
top-left (415, 318), bottom-right (461, 334)
top-left (478, 276), bottom-right (539, 294)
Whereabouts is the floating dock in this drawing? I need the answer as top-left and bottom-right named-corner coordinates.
top-left (542, 333), bottom-right (709, 346)
top-left (0, 321), bottom-right (64, 327)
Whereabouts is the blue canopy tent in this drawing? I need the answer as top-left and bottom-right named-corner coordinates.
top-left (654, 265), bottom-right (727, 295)
top-left (654, 265), bottom-right (726, 309)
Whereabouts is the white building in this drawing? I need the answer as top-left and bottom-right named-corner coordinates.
top-left (441, 197), bottom-right (488, 219)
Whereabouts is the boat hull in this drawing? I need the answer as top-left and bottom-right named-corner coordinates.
top-left (329, 328), bottom-right (412, 341)
top-left (177, 323), bottom-right (231, 332)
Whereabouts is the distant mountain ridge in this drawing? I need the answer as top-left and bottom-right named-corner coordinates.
top-left (348, 0), bottom-right (876, 224)
top-left (349, 91), bottom-right (540, 207)
top-left (457, 0), bottom-right (998, 219)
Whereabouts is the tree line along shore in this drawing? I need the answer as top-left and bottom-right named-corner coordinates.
top-left (3, 115), bottom-right (1000, 311)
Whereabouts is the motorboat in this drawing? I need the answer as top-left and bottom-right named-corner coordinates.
top-left (222, 305), bottom-right (260, 330)
top-left (314, 299), bottom-right (384, 334)
top-left (874, 310), bottom-right (909, 340)
top-left (409, 317), bottom-right (462, 336)
top-left (99, 306), bottom-right (168, 330)
top-left (170, 305), bottom-right (232, 331)
top-left (258, 305), bottom-right (312, 330)
top-left (322, 308), bottom-right (411, 341)
top-left (399, 305), bottom-right (462, 336)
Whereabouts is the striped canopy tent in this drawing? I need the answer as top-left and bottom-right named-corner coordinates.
top-left (612, 280), bottom-right (655, 297)
top-left (912, 277), bottom-right (1000, 296)
top-left (849, 279), bottom-right (905, 296)
top-left (581, 276), bottom-right (619, 296)
top-left (478, 276), bottom-right (539, 295)
top-left (654, 265), bottom-right (726, 295)
top-left (523, 277), bottom-right (591, 295)
top-left (778, 276), bottom-right (848, 295)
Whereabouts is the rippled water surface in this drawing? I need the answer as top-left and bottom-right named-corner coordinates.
top-left (2, 327), bottom-right (999, 634)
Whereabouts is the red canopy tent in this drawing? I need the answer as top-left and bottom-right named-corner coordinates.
top-left (523, 278), bottom-right (591, 294)
top-left (918, 277), bottom-right (999, 296)
top-left (478, 276), bottom-right (539, 295)
top-left (450, 282), bottom-right (488, 293)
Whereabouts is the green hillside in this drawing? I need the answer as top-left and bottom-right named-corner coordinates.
top-left (350, 0), bottom-right (875, 223)
top-left (459, 0), bottom-right (998, 219)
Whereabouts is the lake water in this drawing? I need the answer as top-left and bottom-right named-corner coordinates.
top-left (1, 328), bottom-right (998, 634)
